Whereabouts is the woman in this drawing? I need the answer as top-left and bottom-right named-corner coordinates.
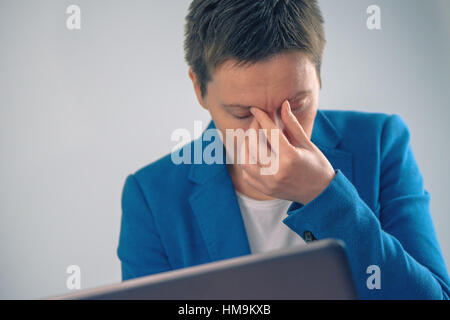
top-left (117, 0), bottom-right (450, 299)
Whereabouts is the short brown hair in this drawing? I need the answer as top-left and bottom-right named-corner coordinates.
top-left (184, 0), bottom-right (326, 98)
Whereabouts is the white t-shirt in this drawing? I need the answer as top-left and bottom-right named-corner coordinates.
top-left (235, 190), bottom-right (306, 254)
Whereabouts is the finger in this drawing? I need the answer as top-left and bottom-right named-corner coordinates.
top-left (244, 117), bottom-right (279, 173)
top-left (281, 100), bottom-right (311, 149)
top-left (242, 130), bottom-right (280, 180)
top-left (250, 107), bottom-right (290, 150)
top-left (250, 114), bottom-right (278, 164)
top-left (257, 128), bottom-right (278, 167)
top-left (239, 119), bottom-right (261, 166)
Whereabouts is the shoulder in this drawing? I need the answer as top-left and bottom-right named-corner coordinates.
top-left (319, 109), bottom-right (406, 133)
top-left (320, 109), bottom-right (388, 126)
top-left (127, 140), bottom-right (196, 197)
top-left (319, 109), bottom-right (410, 147)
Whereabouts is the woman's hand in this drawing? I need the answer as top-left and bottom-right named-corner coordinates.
top-left (240, 100), bottom-right (336, 205)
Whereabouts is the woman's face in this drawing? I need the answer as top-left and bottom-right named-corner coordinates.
top-left (190, 50), bottom-right (321, 164)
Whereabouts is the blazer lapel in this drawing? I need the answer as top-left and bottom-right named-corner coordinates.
top-left (187, 110), bottom-right (354, 263)
top-left (311, 110), bottom-right (354, 183)
top-left (188, 121), bottom-right (252, 263)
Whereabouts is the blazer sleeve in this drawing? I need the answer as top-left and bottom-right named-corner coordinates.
top-left (283, 114), bottom-right (450, 299)
top-left (117, 174), bottom-right (172, 281)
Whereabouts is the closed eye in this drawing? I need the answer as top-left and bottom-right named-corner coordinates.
top-left (233, 113), bottom-right (252, 120)
top-left (228, 97), bottom-right (308, 119)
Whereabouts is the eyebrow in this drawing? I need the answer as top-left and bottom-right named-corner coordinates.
top-left (222, 90), bottom-right (311, 109)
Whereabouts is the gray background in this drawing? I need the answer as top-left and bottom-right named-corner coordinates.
top-left (0, 0), bottom-right (449, 299)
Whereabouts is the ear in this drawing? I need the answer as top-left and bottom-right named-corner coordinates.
top-left (188, 68), bottom-right (208, 110)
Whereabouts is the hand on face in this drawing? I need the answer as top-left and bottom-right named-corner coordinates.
top-left (239, 100), bottom-right (335, 205)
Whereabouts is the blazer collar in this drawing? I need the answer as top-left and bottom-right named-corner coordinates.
top-left (311, 109), bottom-right (341, 149)
top-left (187, 109), bottom-right (353, 263)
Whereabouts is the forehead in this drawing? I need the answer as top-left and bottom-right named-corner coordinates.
top-left (209, 51), bottom-right (317, 107)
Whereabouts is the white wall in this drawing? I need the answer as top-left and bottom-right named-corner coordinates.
top-left (0, 0), bottom-right (448, 299)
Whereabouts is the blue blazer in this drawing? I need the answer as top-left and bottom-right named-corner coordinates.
top-left (117, 109), bottom-right (450, 299)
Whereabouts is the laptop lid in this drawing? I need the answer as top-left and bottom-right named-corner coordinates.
top-left (49, 238), bottom-right (358, 300)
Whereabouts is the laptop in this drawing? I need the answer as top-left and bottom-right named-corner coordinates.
top-left (49, 238), bottom-right (358, 300)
